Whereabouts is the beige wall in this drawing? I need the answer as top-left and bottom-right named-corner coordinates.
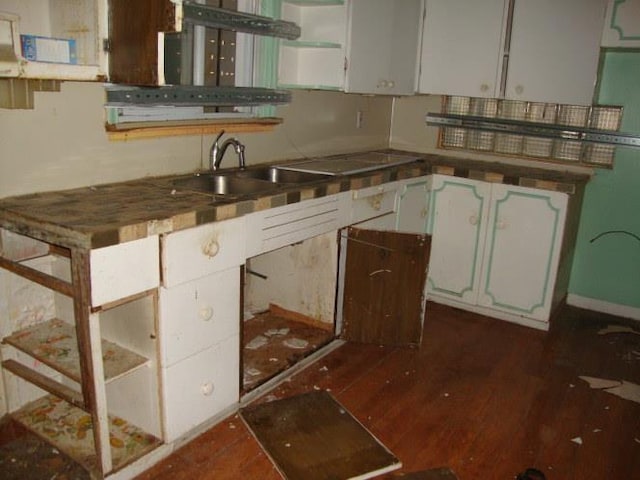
top-left (0, 83), bottom-right (392, 198)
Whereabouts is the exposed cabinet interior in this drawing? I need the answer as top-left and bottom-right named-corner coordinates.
top-left (0, 229), bottom-right (161, 477)
top-left (242, 232), bottom-right (338, 391)
top-left (278, 0), bottom-right (347, 90)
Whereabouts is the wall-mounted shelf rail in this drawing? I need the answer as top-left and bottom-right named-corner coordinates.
top-left (106, 85), bottom-right (292, 107)
top-left (426, 113), bottom-right (640, 148)
top-left (181, 1), bottom-right (301, 39)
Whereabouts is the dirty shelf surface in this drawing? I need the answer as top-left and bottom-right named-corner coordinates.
top-left (11, 395), bottom-right (161, 477)
top-left (3, 318), bottom-right (149, 383)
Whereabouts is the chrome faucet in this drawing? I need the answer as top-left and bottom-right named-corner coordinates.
top-left (210, 130), bottom-right (246, 171)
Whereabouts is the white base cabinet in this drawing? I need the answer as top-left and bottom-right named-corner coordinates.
top-left (426, 174), bottom-right (569, 329)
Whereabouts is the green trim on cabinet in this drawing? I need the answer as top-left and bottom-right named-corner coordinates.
top-left (428, 178), bottom-right (485, 299)
top-left (610, 0), bottom-right (640, 41)
top-left (482, 191), bottom-right (560, 314)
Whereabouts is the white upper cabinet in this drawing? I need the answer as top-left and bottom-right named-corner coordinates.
top-left (0, 0), bottom-right (107, 81)
top-left (506, 0), bottom-right (607, 105)
top-left (419, 0), bottom-right (508, 99)
top-left (419, 0), bottom-right (608, 105)
top-left (601, 0), bottom-right (640, 48)
top-left (344, 0), bottom-right (421, 95)
top-left (279, 0), bottom-right (422, 95)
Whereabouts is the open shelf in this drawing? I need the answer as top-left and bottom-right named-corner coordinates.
top-left (3, 318), bottom-right (149, 384)
top-left (12, 394), bottom-right (161, 477)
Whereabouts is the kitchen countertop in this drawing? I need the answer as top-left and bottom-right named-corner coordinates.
top-left (0, 150), bottom-right (591, 250)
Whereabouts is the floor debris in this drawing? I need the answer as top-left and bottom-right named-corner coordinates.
top-left (283, 337), bottom-right (309, 349)
top-left (579, 376), bottom-right (640, 404)
top-left (571, 437), bottom-right (583, 445)
top-left (246, 335), bottom-right (268, 350)
top-left (598, 325), bottom-right (640, 336)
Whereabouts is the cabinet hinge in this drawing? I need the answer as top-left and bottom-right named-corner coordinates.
top-left (344, 57), bottom-right (348, 72)
top-left (103, 38), bottom-right (111, 53)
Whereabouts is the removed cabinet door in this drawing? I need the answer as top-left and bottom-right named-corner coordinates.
top-left (342, 227), bottom-right (430, 347)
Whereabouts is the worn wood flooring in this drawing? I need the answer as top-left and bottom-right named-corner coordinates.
top-left (2, 302), bottom-right (638, 479)
top-left (136, 302), bottom-right (640, 479)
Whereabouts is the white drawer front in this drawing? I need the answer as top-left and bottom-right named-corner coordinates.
top-left (351, 183), bottom-right (399, 225)
top-left (162, 216), bottom-right (246, 287)
top-left (159, 268), bottom-right (240, 367)
top-left (90, 235), bottom-right (159, 306)
top-left (162, 334), bottom-right (239, 442)
top-left (246, 193), bottom-right (349, 256)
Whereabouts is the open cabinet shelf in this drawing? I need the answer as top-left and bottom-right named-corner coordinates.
top-left (11, 394), bottom-right (161, 477)
top-left (3, 318), bottom-right (149, 384)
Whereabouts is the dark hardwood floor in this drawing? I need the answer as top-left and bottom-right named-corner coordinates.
top-left (136, 302), bottom-right (640, 480)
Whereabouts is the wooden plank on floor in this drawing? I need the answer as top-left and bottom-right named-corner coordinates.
top-left (240, 390), bottom-right (401, 480)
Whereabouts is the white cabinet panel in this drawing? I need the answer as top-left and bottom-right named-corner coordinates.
top-left (427, 174), bottom-right (569, 327)
top-left (419, 0), bottom-right (606, 104)
top-left (478, 184), bottom-right (567, 321)
top-left (159, 268), bottom-right (240, 367)
top-left (419, 0), bottom-right (507, 98)
top-left (90, 235), bottom-right (159, 306)
top-left (427, 176), bottom-right (490, 304)
top-left (601, 0), bottom-right (640, 48)
top-left (162, 216), bottom-right (245, 287)
top-left (350, 182), bottom-right (399, 225)
top-left (246, 193), bottom-right (349, 256)
top-left (396, 177), bottom-right (431, 234)
top-left (506, 0), bottom-right (607, 105)
top-left (162, 334), bottom-right (239, 443)
top-left (345, 0), bottom-right (422, 95)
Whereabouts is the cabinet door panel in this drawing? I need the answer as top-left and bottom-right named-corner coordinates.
top-left (162, 335), bottom-right (239, 442)
top-left (159, 268), bottom-right (240, 367)
top-left (419, 0), bottom-right (507, 97)
top-left (506, 0), bottom-right (606, 104)
top-left (396, 177), bottom-right (431, 234)
top-left (427, 176), bottom-right (490, 304)
top-left (346, 0), bottom-right (421, 95)
top-left (478, 184), bottom-right (567, 321)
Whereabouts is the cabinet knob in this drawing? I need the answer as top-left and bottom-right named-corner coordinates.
top-left (377, 80), bottom-right (388, 88)
top-left (420, 208), bottom-right (428, 219)
top-left (201, 382), bottom-right (214, 396)
top-left (387, 80), bottom-right (395, 88)
top-left (202, 238), bottom-right (220, 258)
top-left (199, 306), bottom-right (214, 321)
top-left (480, 83), bottom-right (489, 93)
top-left (469, 215), bottom-right (479, 226)
top-left (515, 85), bottom-right (524, 95)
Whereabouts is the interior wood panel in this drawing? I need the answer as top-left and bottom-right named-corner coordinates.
top-left (342, 227), bottom-right (431, 346)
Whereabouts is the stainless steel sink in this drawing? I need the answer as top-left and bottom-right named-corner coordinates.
top-left (237, 166), bottom-right (330, 184)
top-left (172, 173), bottom-right (276, 196)
top-left (172, 166), bottom-right (330, 197)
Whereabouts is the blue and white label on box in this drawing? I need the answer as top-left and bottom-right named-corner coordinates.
top-left (21, 35), bottom-right (77, 64)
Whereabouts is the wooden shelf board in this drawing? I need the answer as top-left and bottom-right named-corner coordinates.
top-left (3, 318), bottom-right (149, 383)
top-left (106, 118), bottom-right (282, 141)
top-left (2, 359), bottom-right (85, 410)
top-left (12, 394), bottom-right (161, 477)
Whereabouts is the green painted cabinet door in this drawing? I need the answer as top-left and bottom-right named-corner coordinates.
top-left (477, 184), bottom-right (568, 321)
top-left (426, 175), bottom-right (491, 305)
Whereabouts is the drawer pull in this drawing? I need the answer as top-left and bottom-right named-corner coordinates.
top-left (202, 238), bottom-right (220, 258)
top-left (201, 382), bottom-right (214, 396)
top-left (469, 215), bottom-right (479, 226)
top-left (199, 306), bottom-right (214, 321)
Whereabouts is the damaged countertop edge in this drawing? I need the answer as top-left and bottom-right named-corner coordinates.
top-left (0, 150), bottom-right (592, 250)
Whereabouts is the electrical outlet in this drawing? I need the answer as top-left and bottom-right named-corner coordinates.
top-left (356, 110), bottom-right (364, 129)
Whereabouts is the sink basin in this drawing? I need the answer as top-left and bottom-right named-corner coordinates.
top-left (172, 166), bottom-right (331, 197)
top-left (172, 173), bottom-right (276, 196)
top-left (237, 166), bottom-right (330, 184)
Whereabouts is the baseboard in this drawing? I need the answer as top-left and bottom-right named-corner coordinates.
top-left (566, 294), bottom-right (640, 322)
